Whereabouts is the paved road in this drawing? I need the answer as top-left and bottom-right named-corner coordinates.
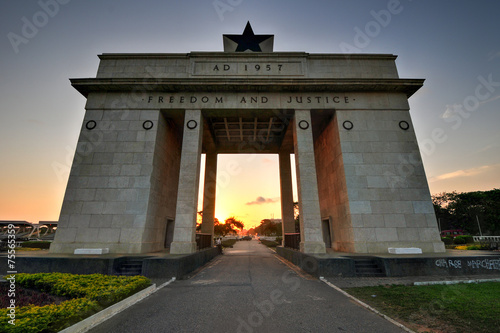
top-left (89, 240), bottom-right (405, 333)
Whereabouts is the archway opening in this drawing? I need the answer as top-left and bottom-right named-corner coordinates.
top-left (197, 153), bottom-right (298, 242)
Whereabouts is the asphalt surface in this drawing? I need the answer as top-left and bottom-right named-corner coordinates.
top-left (88, 240), bottom-right (405, 333)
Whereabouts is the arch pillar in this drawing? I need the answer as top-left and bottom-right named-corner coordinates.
top-left (279, 152), bottom-right (296, 244)
top-left (170, 110), bottom-right (203, 254)
top-left (200, 152), bottom-right (218, 245)
top-left (293, 110), bottom-right (326, 254)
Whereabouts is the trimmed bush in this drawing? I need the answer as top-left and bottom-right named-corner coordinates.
top-left (275, 236), bottom-right (283, 245)
top-left (260, 239), bottom-right (279, 248)
top-left (0, 273), bottom-right (151, 332)
top-left (454, 235), bottom-right (473, 244)
top-left (20, 241), bottom-right (51, 249)
top-left (441, 237), bottom-right (453, 245)
top-left (221, 239), bottom-right (236, 247)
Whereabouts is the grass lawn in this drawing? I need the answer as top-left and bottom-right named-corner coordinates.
top-left (345, 282), bottom-right (500, 333)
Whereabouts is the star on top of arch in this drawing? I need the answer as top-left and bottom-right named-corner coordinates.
top-left (223, 22), bottom-right (274, 52)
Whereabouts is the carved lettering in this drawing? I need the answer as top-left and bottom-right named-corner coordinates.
top-left (143, 94), bottom-right (352, 106)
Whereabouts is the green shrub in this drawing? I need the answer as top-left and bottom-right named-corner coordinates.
top-left (20, 241), bottom-right (51, 249)
top-left (221, 239), bottom-right (236, 247)
top-left (0, 273), bottom-right (151, 332)
top-left (0, 298), bottom-right (99, 333)
top-left (260, 239), bottom-right (279, 248)
top-left (454, 235), bottom-right (473, 244)
top-left (275, 236), bottom-right (283, 245)
top-left (441, 237), bottom-right (453, 245)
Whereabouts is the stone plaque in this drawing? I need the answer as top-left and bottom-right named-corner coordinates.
top-left (192, 61), bottom-right (304, 76)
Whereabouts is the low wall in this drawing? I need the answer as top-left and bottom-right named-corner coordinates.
top-left (276, 247), bottom-right (355, 277)
top-left (1, 247), bottom-right (220, 279)
top-left (276, 247), bottom-right (500, 278)
top-left (0, 257), bottom-right (115, 275)
top-left (383, 256), bottom-right (500, 277)
top-left (142, 247), bottom-right (220, 279)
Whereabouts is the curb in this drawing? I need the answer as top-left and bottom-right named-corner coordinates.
top-left (319, 277), bottom-right (415, 333)
top-left (60, 277), bottom-right (176, 333)
top-left (413, 277), bottom-right (500, 286)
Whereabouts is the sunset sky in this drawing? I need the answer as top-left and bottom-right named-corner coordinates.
top-left (1, 1), bottom-right (500, 229)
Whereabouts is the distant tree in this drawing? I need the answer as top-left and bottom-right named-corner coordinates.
top-left (432, 189), bottom-right (500, 235)
top-left (293, 201), bottom-right (300, 233)
top-left (196, 211), bottom-right (203, 231)
top-left (225, 217), bottom-right (244, 231)
top-left (251, 219), bottom-right (282, 236)
top-left (214, 217), bottom-right (245, 236)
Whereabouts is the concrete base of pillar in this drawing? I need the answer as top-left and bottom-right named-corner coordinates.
top-left (300, 241), bottom-right (326, 254)
top-left (170, 241), bottom-right (197, 254)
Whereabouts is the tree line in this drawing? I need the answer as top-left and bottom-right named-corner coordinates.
top-left (196, 213), bottom-right (245, 236)
top-left (248, 219), bottom-right (282, 236)
top-left (432, 188), bottom-right (499, 236)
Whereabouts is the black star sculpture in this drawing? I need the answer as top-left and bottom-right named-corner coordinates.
top-left (223, 22), bottom-right (274, 52)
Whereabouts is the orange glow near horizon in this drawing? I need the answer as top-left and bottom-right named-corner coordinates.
top-left (198, 154), bottom-right (297, 230)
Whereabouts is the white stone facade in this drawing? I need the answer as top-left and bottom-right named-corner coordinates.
top-left (50, 52), bottom-right (445, 254)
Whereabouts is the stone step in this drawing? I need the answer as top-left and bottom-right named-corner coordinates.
top-left (353, 258), bottom-right (386, 277)
top-left (116, 258), bottom-right (146, 276)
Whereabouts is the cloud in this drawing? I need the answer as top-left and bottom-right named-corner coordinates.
top-left (429, 165), bottom-right (498, 182)
top-left (479, 94), bottom-right (500, 105)
top-left (246, 196), bottom-right (279, 205)
top-left (442, 96), bottom-right (500, 118)
top-left (441, 104), bottom-right (461, 119)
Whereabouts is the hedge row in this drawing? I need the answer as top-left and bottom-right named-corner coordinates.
top-left (260, 239), bottom-right (279, 248)
top-left (0, 273), bottom-right (150, 332)
top-left (441, 235), bottom-right (474, 245)
top-left (20, 241), bottom-right (51, 249)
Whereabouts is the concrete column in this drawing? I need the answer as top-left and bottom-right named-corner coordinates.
top-left (200, 152), bottom-right (217, 245)
top-left (279, 152), bottom-right (296, 240)
top-left (293, 110), bottom-right (326, 254)
top-left (170, 110), bottom-right (203, 254)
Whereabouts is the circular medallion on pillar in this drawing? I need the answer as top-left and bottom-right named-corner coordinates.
top-left (342, 120), bottom-right (353, 130)
top-left (399, 121), bottom-right (410, 130)
top-left (298, 120), bottom-right (309, 130)
top-left (187, 120), bottom-right (198, 129)
top-left (85, 120), bottom-right (97, 130)
top-left (142, 120), bottom-right (154, 130)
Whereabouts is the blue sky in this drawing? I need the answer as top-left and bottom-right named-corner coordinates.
top-left (1, 0), bottom-right (499, 225)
